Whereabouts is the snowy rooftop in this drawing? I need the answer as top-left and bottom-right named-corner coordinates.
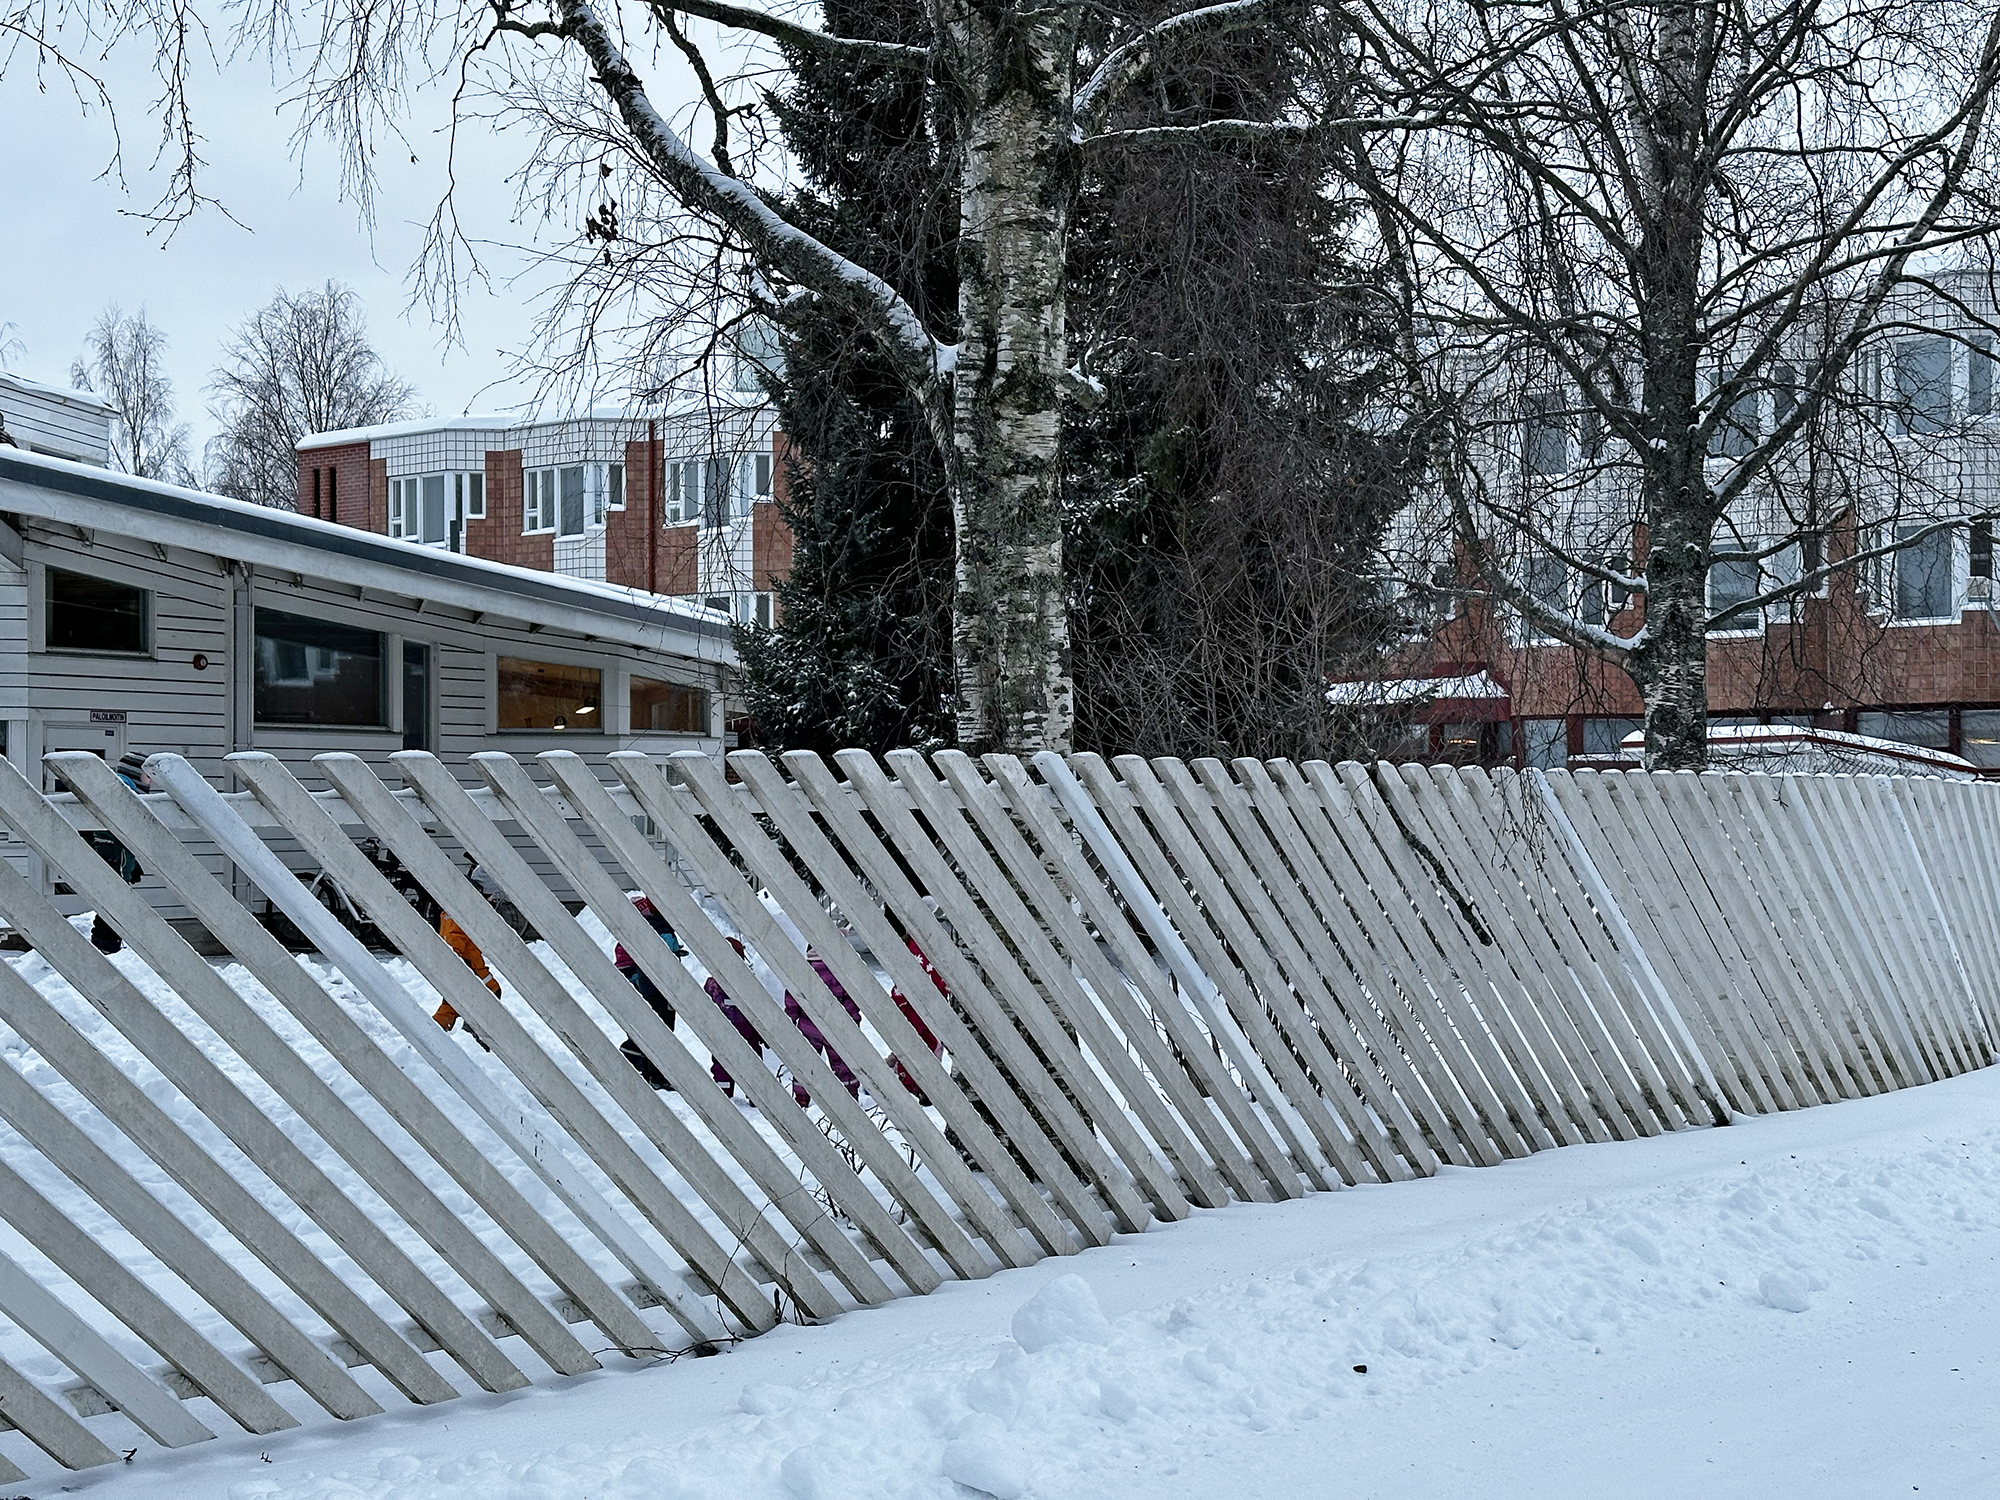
top-left (0, 370), bottom-right (117, 414)
top-left (0, 446), bottom-right (736, 653)
top-left (297, 390), bottom-right (770, 451)
top-left (1325, 671), bottom-right (1509, 706)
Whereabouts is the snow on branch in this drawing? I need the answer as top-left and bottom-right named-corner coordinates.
top-left (647, 0), bottom-right (931, 69)
top-left (1074, 0), bottom-right (1290, 135)
top-left (543, 0), bottom-right (951, 403)
top-left (1080, 118), bottom-right (1315, 154)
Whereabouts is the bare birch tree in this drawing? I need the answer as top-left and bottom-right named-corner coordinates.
top-left (208, 281), bottom-right (418, 508)
top-left (71, 304), bottom-right (198, 483)
top-left (1329, 0), bottom-right (2000, 766)
top-left (230, 0), bottom-right (1324, 753)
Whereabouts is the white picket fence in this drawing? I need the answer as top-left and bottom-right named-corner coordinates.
top-left (0, 748), bottom-right (1991, 1479)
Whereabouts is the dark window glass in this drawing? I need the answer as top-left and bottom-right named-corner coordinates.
top-left (254, 610), bottom-right (384, 725)
top-left (1708, 547), bottom-right (1761, 623)
top-left (1709, 388), bottom-right (1759, 457)
top-left (1959, 708), bottom-right (2000, 767)
top-left (630, 676), bottom-right (709, 734)
top-left (1894, 337), bottom-right (1953, 434)
top-left (1772, 363), bottom-right (1800, 432)
top-left (1893, 526), bottom-right (1955, 619)
top-left (1971, 337), bottom-right (1994, 417)
top-left (1522, 392), bottom-right (1570, 475)
top-left (1583, 717), bottom-right (1644, 755)
top-left (1856, 710), bottom-right (1951, 749)
top-left (47, 568), bottom-right (150, 653)
top-left (421, 474), bottom-right (448, 544)
top-left (402, 641), bottom-right (430, 752)
top-left (498, 657), bottom-right (601, 731)
top-left (559, 466), bottom-right (586, 537)
top-left (705, 456), bottom-right (733, 525)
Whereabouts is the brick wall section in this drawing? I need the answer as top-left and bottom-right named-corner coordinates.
top-left (296, 442), bottom-right (373, 525)
top-left (752, 502), bottom-right (794, 590)
top-left (365, 457), bottom-right (389, 535)
top-left (605, 435), bottom-right (662, 590)
top-left (463, 450), bottom-right (552, 572)
top-left (658, 525), bottom-right (699, 595)
top-left (1403, 553), bottom-right (2000, 727)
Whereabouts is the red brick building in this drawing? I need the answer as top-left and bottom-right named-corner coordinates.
top-left (1377, 528), bottom-right (2000, 771)
top-left (296, 398), bottom-right (793, 625)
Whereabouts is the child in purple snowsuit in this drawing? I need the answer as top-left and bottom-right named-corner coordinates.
top-left (782, 950), bottom-right (865, 1107)
top-left (704, 936), bottom-right (769, 1097)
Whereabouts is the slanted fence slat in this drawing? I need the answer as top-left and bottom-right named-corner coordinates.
top-left (0, 750), bottom-right (1991, 1482)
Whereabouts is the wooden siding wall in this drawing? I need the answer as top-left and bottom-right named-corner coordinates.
top-left (0, 525), bottom-right (724, 924)
top-left (0, 750), bottom-right (1990, 1483)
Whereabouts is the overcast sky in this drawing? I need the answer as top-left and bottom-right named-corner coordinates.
top-left (1, 28), bottom-right (704, 456)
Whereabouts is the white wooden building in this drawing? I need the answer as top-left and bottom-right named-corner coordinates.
top-left (0, 442), bottom-right (736, 926)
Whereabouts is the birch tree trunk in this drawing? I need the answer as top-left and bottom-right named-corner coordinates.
top-left (948, 6), bottom-right (1080, 753)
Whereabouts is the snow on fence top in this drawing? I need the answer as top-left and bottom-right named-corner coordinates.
top-left (0, 750), bottom-right (1991, 1482)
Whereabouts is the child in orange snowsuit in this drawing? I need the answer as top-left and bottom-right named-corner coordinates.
top-left (432, 910), bottom-right (503, 1029)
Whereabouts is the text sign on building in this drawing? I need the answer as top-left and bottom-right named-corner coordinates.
top-left (89, 710), bottom-right (128, 725)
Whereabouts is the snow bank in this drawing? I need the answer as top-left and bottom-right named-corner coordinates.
top-left (48, 1065), bottom-right (1994, 1500)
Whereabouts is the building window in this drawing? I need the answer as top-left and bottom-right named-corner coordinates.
top-left (524, 468), bottom-right (555, 533)
top-left (754, 591), bottom-right (773, 629)
top-left (1522, 392), bottom-right (1570, 476)
top-left (1972, 517), bottom-right (1993, 583)
top-left (254, 610), bottom-right (384, 726)
top-left (1707, 547), bottom-right (1762, 622)
top-left (46, 568), bottom-right (150, 654)
top-left (392, 472), bottom-right (482, 544)
top-left (1894, 335), bottom-right (1953, 435)
top-left (1709, 386), bottom-right (1760, 458)
top-left (389, 476), bottom-right (415, 539)
top-left (741, 450), bottom-right (773, 502)
top-left (497, 656), bottom-right (602, 730)
top-left (421, 473), bottom-right (449, 545)
top-left (1524, 718), bottom-right (1568, 768)
top-left (669, 459), bottom-right (702, 525)
top-left (1856, 710), bottom-right (1950, 749)
top-left (1582, 717), bottom-right (1643, 756)
top-left (608, 462), bottom-right (625, 511)
top-left (703, 456), bottom-right (734, 528)
top-left (1971, 337), bottom-right (1995, 417)
top-left (1959, 708), bottom-right (2000, 767)
top-left (1892, 525), bottom-right (1955, 620)
top-left (630, 676), bottom-right (709, 734)
top-left (558, 465), bottom-right (587, 538)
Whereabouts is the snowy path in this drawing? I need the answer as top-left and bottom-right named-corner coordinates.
top-left (41, 1065), bottom-right (1999, 1500)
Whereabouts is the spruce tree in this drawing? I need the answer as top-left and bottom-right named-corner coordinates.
top-left (738, 0), bottom-right (957, 756)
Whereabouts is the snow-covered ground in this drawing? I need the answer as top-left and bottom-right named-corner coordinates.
top-left (38, 1057), bottom-right (1995, 1500)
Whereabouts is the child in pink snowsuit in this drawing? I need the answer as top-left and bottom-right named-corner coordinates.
top-left (887, 938), bottom-right (947, 1103)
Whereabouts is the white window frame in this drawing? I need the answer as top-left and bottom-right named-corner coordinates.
top-left (557, 465), bottom-right (588, 540)
top-left (1887, 523), bottom-right (1961, 624)
top-left (388, 476), bottom-right (417, 539)
top-left (607, 462), bottom-right (625, 511)
top-left (524, 468), bottom-right (556, 534)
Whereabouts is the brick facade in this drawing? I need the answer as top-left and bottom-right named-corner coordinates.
top-left (658, 525), bottom-right (699, 595)
top-left (1397, 542), bottom-right (2000, 764)
top-left (296, 442), bottom-right (372, 527)
top-left (605, 435), bottom-right (664, 590)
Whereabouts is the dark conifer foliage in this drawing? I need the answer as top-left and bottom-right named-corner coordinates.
top-left (1064, 26), bottom-right (1414, 761)
top-left (745, 4), bottom-right (1414, 758)
top-left (739, 0), bottom-right (959, 755)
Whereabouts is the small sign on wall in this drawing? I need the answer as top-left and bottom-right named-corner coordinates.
top-left (89, 710), bottom-right (128, 725)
